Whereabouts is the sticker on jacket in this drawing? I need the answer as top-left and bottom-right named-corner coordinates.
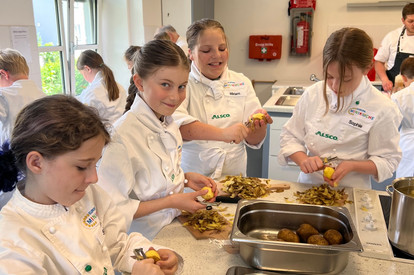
top-left (82, 206), bottom-right (99, 228)
top-left (223, 81), bottom-right (247, 97)
top-left (343, 107), bottom-right (375, 132)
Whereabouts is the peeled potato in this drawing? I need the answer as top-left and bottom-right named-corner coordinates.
top-left (201, 187), bottom-right (214, 200)
top-left (248, 113), bottom-right (267, 130)
top-left (323, 167), bottom-right (335, 180)
top-left (145, 250), bottom-right (161, 262)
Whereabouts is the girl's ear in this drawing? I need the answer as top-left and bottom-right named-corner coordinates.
top-left (133, 74), bottom-right (144, 92)
top-left (26, 151), bottom-right (44, 174)
top-left (188, 49), bottom-right (195, 61)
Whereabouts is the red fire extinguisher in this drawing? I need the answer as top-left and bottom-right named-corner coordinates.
top-left (295, 13), bottom-right (309, 54)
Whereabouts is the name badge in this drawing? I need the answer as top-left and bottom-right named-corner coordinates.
top-left (342, 107), bottom-right (375, 132)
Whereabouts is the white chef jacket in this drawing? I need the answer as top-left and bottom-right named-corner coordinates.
top-left (172, 63), bottom-right (264, 179)
top-left (279, 76), bottom-right (402, 189)
top-left (375, 26), bottom-right (414, 70)
top-left (391, 82), bottom-right (414, 177)
top-left (0, 79), bottom-right (45, 144)
top-left (0, 183), bottom-right (169, 275)
top-left (97, 95), bottom-right (185, 240)
top-left (77, 71), bottom-right (127, 125)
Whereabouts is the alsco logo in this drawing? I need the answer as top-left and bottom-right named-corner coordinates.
top-left (315, 131), bottom-right (338, 141)
top-left (348, 108), bottom-right (374, 120)
top-left (212, 114), bottom-right (230, 119)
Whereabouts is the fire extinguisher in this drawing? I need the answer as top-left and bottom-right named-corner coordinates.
top-left (295, 13), bottom-right (309, 54)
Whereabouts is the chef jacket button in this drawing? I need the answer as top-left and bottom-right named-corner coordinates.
top-left (206, 99), bottom-right (210, 103)
top-left (49, 227), bottom-right (56, 234)
top-left (164, 166), bottom-right (169, 171)
top-left (102, 246), bottom-right (108, 252)
top-left (84, 265), bottom-right (92, 272)
top-left (76, 206), bottom-right (83, 212)
top-left (310, 142), bottom-right (314, 146)
top-left (333, 148), bottom-right (336, 152)
top-left (169, 191), bottom-right (174, 195)
top-left (316, 119), bottom-right (321, 122)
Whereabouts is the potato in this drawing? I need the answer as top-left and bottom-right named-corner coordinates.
top-left (297, 223), bottom-right (319, 242)
top-left (323, 229), bottom-right (343, 245)
top-left (201, 186), bottom-right (214, 200)
top-left (323, 166), bottom-right (335, 179)
top-left (145, 249), bottom-right (161, 262)
top-left (277, 228), bottom-right (300, 243)
top-left (307, 235), bottom-right (329, 245)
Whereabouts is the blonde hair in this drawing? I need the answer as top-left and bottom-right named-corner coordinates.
top-left (0, 48), bottom-right (29, 76)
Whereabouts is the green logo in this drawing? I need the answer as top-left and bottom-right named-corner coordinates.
top-left (171, 174), bottom-right (175, 182)
top-left (211, 114), bottom-right (230, 119)
top-left (315, 131), bottom-right (338, 141)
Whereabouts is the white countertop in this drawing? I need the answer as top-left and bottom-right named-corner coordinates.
top-left (153, 181), bottom-right (414, 275)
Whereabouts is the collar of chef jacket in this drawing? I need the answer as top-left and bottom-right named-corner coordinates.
top-left (327, 76), bottom-right (369, 112)
top-left (189, 62), bottom-right (229, 100)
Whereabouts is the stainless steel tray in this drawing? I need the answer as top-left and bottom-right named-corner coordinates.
top-left (230, 200), bottom-right (363, 274)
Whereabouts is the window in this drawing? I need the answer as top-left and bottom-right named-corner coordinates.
top-left (33, 0), bottom-right (98, 95)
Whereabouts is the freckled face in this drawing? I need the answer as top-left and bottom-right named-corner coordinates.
top-left (326, 61), bottom-right (369, 97)
top-left (134, 66), bottom-right (189, 119)
top-left (189, 28), bottom-right (229, 80)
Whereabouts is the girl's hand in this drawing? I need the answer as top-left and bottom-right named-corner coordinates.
top-left (221, 123), bottom-right (249, 144)
top-left (156, 249), bottom-right (179, 275)
top-left (171, 191), bottom-right (209, 213)
top-left (132, 259), bottom-right (162, 275)
top-left (248, 109), bottom-right (273, 129)
top-left (184, 172), bottom-right (217, 199)
top-left (325, 161), bottom-right (354, 187)
top-left (298, 156), bottom-right (324, 174)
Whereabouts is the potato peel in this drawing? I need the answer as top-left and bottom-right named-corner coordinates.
top-left (220, 175), bottom-right (271, 199)
top-left (294, 184), bottom-right (353, 206)
top-left (182, 210), bottom-right (228, 233)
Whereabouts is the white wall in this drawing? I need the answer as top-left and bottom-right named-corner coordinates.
top-left (0, 0), bottom-right (42, 89)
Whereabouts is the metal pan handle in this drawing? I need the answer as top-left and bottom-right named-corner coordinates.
top-left (385, 184), bottom-right (394, 196)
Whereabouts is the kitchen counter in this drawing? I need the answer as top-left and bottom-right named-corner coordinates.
top-left (153, 181), bottom-right (413, 275)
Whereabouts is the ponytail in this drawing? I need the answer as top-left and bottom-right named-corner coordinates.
top-left (101, 64), bottom-right (120, 101)
top-left (0, 142), bottom-right (21, 192)
top-left (124, 69), bottom-right (139, 113)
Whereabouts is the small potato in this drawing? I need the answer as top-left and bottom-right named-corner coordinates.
top-left (277, 228), bottom-right (300, 243)
top-left (323, 229), bottom-right (344, 245)
top-left (307, 235), bottom-right (329, 245)
top-left (201, 187), bottom-right (214, 200)
top-left (297, 223), bottom-right (319, 242)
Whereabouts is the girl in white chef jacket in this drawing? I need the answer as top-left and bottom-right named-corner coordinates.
top-left (0, 95), bottom-right (180, 275)
top-left (77, 50), bottom-right (127, 124)
top-left (172, 19), bottom-right (273, 179)
top-left (97, 40), bottom-right (217, 240)
top-left (391, 57), bottom-right (414, 178)
top-left (279, 28), bottom-right (402, 189)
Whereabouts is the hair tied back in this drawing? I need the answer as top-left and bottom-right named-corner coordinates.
top-left (0, 141), bottom-right (21, 192)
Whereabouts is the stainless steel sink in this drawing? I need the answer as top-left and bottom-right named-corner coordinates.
top-left (283, 86), bottom-right (305, 95)
top-left (275, 95), bottom-right (301, 106)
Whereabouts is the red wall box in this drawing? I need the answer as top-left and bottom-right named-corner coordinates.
top-left (249, 35), bottom-right (282, 61)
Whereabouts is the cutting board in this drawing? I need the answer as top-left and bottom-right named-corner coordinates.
top-left (177, 214), bottom-right (232, 240)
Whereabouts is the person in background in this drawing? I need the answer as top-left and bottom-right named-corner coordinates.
top-left (374, 3), bottom-right (414, 93)
top-left (97, 40), bottom-right (217, 240)
top-left (172, 19), bottom-right (272, 180)
top-left (391, 57), bottom-right (414, 178)
top-left (77, 50), bottom-right (127, 124)
top-left (0, 48), bottom-right (45, 145)
top-left (0, 95), bottom-right (180, 275)
top-left (279, 27), bottom-right (402, 189)
top-left (123, 45), bottom-right (141, 113)
top-left (154, 31), bottom-right (172, 41)
top-left (156, 25), bottom-right (189, 55)
top-left (0, 48), bottom-right (46, 210)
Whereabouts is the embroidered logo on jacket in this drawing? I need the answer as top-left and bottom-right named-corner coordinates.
top-left (315, 131), bottom-right (338, 141)
top-left (223, 81), bottom-right (245, 88)
top-left (211, 114), bottom-right (230, 119)
top-left (348, 108), bottom-right (375, 120)
top-left (82, 206), bottom-right (98, 228)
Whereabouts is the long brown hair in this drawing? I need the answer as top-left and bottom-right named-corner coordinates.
top-left (322, 27), bottom-right (373, 113)
top-left (77, 50), bottom-right (119, 101)
top-left (186, 18), bottom-right (227, 51)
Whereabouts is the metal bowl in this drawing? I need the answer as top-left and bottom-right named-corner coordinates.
top-left (230, 200), bottom-right (363, 274)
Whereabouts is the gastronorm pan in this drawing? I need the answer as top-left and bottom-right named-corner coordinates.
top-left (230, 200), bottom-right (362, 274)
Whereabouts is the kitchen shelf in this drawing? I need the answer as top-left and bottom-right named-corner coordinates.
top-left (347, 1), bottom-right (410, 8)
